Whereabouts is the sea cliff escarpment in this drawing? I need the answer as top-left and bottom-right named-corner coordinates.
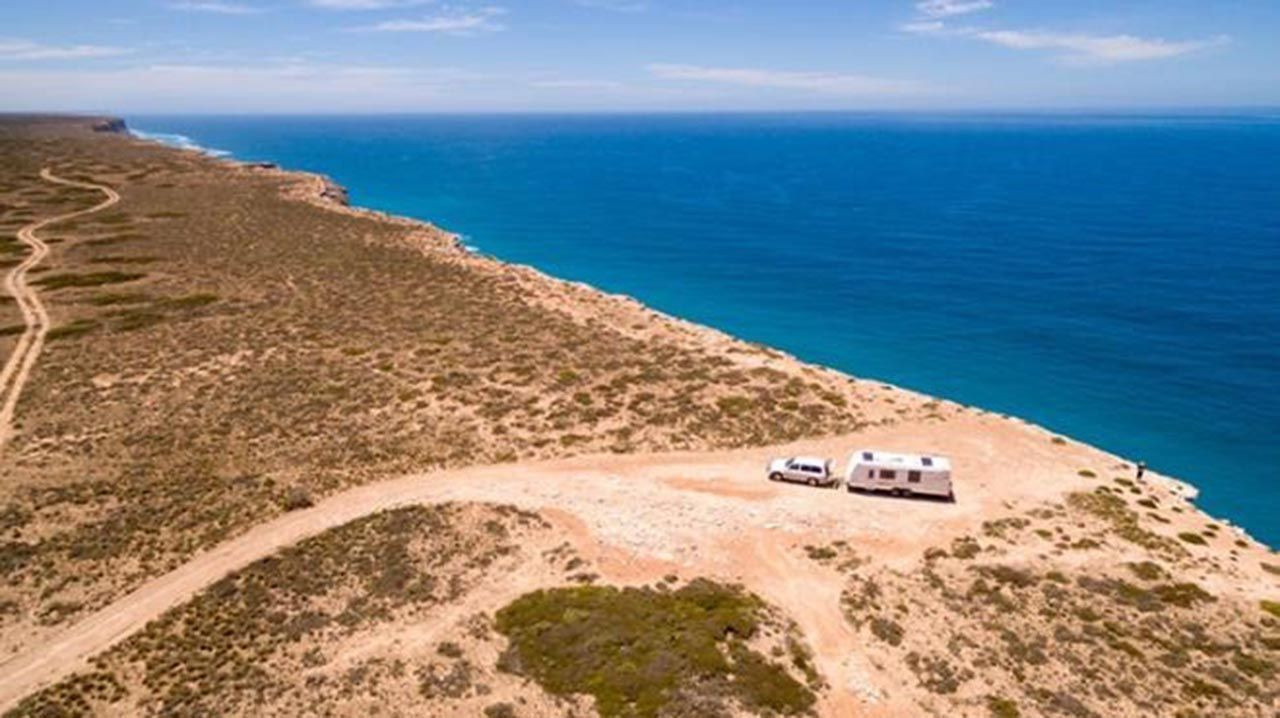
top-left (0, 115), bottom-right (1275, 718)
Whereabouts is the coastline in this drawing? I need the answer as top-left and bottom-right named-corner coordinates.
top-left (125, 119), bottom-right (1227, 538)
top-left (125, 120), bottom-right (1231, 531)
top-left (4, 113), bottom-right (1276, 717)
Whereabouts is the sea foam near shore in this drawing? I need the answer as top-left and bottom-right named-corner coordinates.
top-left (130, 129), bottom-right (231, 158)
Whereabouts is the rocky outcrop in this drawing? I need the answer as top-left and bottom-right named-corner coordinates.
top-left (317, 176), bottom-right (349, 206)
top-left (91, 117), bottom-right (128, 134)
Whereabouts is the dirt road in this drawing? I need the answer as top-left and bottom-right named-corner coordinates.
top-left (0, 169), bottom-right (119, 452)
top-left (0, 413), bottom-right (1138, 714)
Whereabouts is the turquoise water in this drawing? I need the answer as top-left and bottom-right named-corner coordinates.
top-left (130, 114), bottom-right (1280, 546)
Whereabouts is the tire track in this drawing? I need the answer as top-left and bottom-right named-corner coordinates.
top-left (0, 169), bottom-right (119, 452)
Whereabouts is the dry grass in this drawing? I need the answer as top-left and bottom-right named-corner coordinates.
top-left (0, 116), bottom-right (911, 659)
top-left (836, 502), bottom-right (1278, 718)
top-left (7, 503), bottom-right (551, 716)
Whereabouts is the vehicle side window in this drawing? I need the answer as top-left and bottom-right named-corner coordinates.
top-left (908, 470), bottom-right (921, 483)
top-left (880, 469), bottom-right (896, 479)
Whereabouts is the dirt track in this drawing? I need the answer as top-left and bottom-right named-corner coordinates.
top-left (0, 169), bottom-right (119, 452)
top-left (0, 411), bottom-right (1166, 715)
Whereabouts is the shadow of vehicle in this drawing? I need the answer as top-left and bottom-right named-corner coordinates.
top-left (845, 486), bottom-right (956, 503)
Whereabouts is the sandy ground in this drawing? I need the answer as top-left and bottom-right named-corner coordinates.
top-left (5, 407), bottom-right (1263, 715)
top-left (0, 169), bottom-right (118, 452)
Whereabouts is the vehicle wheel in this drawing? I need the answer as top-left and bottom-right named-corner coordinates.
top-left (769, 472), bottom-right (782, 482)
top-left (808, 478), bottom-right (818, 487)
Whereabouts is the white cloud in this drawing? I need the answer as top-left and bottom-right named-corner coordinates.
top-left (0, 62), bottom-right (481, 112)
top-left (647, 64), bottom-right (919, 95)
top-left (168, 1), bottom-right (263, 13)
top-left (0, 40), bottom-right (131, 61)
top-left (974, 30), bottom-right (1229, 64)
top-left (361, 7), bottom-right (506, 34)
top-left (900, 20), bottom-right (946, 35)
top-left (915, 0), bottom-right (992, 18)
top-left (309, 0), bottom-right (434, 9)
top-left (899, 3), bottom-right (1228, 67)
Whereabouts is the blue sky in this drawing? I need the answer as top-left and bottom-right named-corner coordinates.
top-left (2, 0), bottom-right (1278, 112)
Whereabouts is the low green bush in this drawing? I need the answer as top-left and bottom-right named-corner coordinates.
top-left (495, 580), bottom-right (815, 717)
top-left (35, 271), bottom-right (145, 290)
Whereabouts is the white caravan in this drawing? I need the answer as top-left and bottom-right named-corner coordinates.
top-left (845, 450), bottom-right (953, 500)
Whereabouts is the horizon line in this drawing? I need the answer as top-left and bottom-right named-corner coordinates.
top-left (8, 106), bottom-right (1280, 119)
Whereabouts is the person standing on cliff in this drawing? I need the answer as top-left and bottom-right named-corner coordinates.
top-left (1136, 461), bottom-right (1147, 480)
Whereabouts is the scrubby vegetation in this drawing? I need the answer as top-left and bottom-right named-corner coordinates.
top-left (0, 116), bottom-right (905, 646)
top-left (8, 503), bottom-right (549, 716)
top-left (839, 510), bottom-right (1279, 717)
top-left (33, 270), bottom-right (146, 290)
top-left (495, 580), bottom-right (816, 718)
top-left (1066, 488), bottom-right (1184, 557)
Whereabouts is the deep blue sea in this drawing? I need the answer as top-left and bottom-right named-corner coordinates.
top-left (129, 113), bottom-right (1280, 546)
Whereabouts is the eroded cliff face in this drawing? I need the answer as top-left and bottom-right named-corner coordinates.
top-left (91, 117), bottom-right (128, 134)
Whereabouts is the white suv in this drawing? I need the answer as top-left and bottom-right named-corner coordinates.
top-left (766, 456), bottom-right (837, 487)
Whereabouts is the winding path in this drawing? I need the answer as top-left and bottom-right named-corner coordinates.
top-left (0, 447), bottom-right (897, 714)
top-left (0, 169), bottom-right (119, 452)
top-left (0, 413), bottom-right (1109, 714)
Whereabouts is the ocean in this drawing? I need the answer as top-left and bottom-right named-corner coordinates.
top-left (128, 113), bottom-right (1280, 546)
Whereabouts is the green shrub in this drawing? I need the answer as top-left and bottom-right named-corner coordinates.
top-left (46, 319), bottom-right (99, 341)
top-left (716, 395), bottom-right (753, 417)
top-left (1126, 561), bottom-right (1166, 581)
top-left (483, 704), bottom-right (517, 718)
top-left (436, 642), bottom-right (464, 659)
top-left (279, 487), bottom-right (314, 511)
top-left (160, 292), bottom-right (219, 310)
top-left (870, 616), bottom-right (905, 646)
top-left (805, 545), bottom-right (838, 561)
top-left (34, 271), bottom-right (145, 289)
top-left (987, 695), bottom-right (1021, 718)
top-left (494, 580), bottom-right (815, 717)
top-left (84, 291), bottom-right (150, 306)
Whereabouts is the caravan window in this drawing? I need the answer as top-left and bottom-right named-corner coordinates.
top-left (862, 451), bottom-right (873, 461)
top-left (908, 471), bottom-right (921, 483)
top-left (879, 469), bottom-right (896, 479)
top-left (922, 457), bottom-right (934, 467)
